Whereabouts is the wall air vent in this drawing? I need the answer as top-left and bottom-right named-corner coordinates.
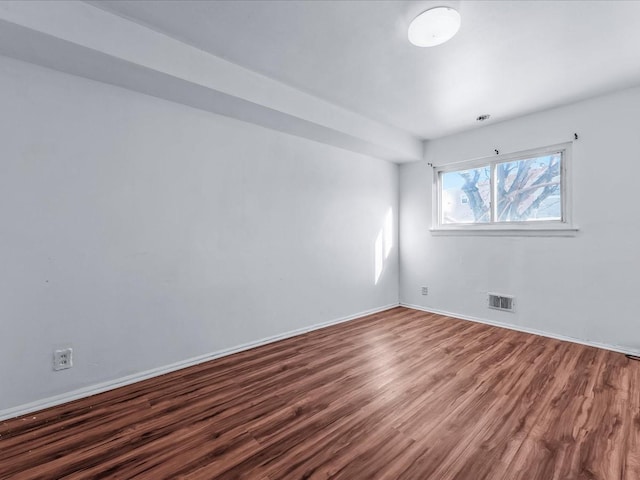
top-left (488, 293), bottom-right (515, 312)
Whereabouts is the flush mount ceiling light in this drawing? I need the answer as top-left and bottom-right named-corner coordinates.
top-left (408, 7), bottom-right (461, 47)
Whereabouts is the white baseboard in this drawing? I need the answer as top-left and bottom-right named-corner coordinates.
top-left (0, 303), bottom-right (399, 421)
top-left (401, 303), bottom-right (640, 357)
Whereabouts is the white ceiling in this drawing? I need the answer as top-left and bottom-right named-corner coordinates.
top-left (90, 0), bottom-right (640, 140)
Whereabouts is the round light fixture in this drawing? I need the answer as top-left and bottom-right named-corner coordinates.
top-left (408, 7), bottom-right (461, 47)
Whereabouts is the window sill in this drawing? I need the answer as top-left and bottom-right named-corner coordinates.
top-left (430, 225), bottom-right (579, 237)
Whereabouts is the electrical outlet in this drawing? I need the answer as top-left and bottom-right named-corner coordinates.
top-left (53, 348), bottom-right (73, 371)
top-left (421, 286), bottom-right (429, 296)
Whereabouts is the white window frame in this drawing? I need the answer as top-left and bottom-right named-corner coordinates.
top-left (431, 142), bottom-right (577, 236)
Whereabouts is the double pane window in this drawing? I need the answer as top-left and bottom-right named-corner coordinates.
top-left (438, 147), bottom-right (566, 227)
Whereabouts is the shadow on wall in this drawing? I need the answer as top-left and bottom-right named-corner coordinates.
top-left (374, 207), bottom-right (393, 285)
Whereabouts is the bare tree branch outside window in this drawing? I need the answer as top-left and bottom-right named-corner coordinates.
top-left (441, 153), bottom-right (562, 224)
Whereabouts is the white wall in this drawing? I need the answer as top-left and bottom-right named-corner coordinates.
top-left (400, 86), bottom-right (640, 354)
top-left (0, 56), bottom-right (399, 414)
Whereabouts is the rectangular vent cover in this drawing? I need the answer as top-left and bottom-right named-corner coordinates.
top-left (488, 293), bottom-right (515, 312)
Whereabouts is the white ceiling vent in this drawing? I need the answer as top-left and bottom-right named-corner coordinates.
top-left (488, 293), bottom-right (515, 312)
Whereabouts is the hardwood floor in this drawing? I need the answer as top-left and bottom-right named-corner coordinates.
top-left (1, 307), bottom-right (639, 479)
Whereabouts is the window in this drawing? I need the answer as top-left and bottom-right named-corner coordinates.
top-left (433, 143), bottom-right (575, 235)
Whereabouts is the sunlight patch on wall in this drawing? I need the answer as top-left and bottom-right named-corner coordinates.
top-left (375, 208), bottom-right (393, 284)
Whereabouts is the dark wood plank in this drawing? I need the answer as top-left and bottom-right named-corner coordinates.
top-left (1, 307), bottom-right (639, 479)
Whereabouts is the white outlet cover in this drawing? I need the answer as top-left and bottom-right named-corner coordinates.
top-left (53, 348), bottom-right (73, 371)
